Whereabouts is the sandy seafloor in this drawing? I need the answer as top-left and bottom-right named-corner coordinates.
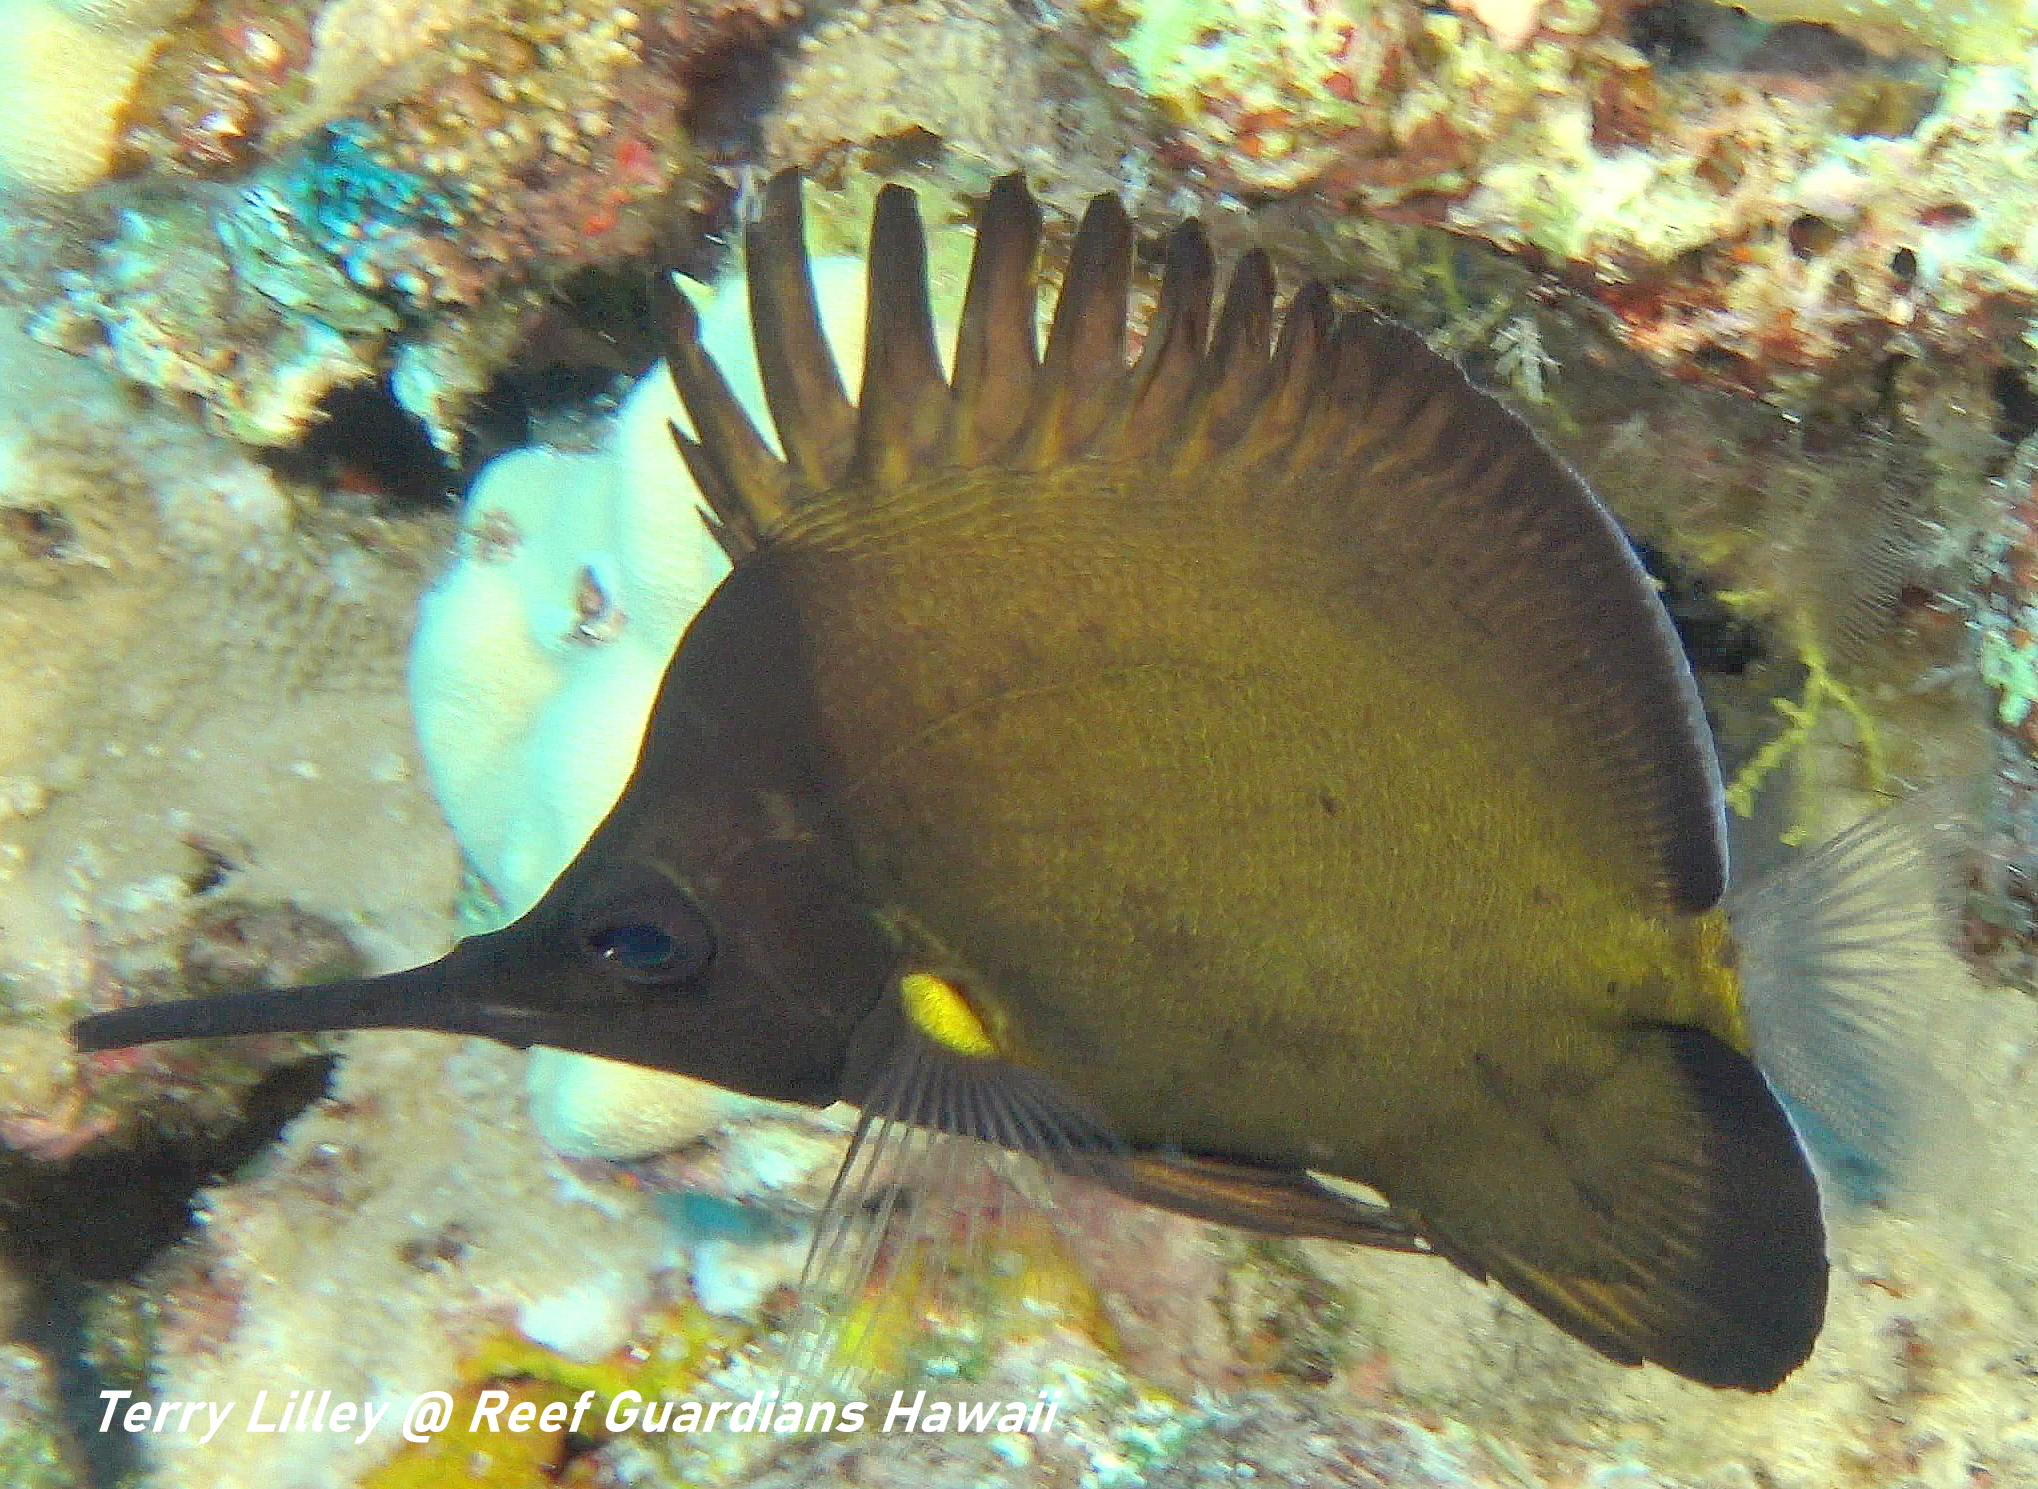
top-left (2, 4), bottom-right (2038, 1486)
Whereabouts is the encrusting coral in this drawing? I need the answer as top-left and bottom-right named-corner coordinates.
top-left (1107, 0), bottom-right (1434, 197)
top-left (11, 0), bottom-right (2038, 457)
top-left (31, 186), bottom-right (401, 446)
top-left (0, 1345), bottom-right (81, 1489)
top-left (1733, 0), bottom-right (2037, 63)
top-left (13, 0), bottom-right (796, 447)
top-left (1038, 0), bottom-right (2038, 410)
top-left (0, 314), bottom-right (457, 1149)
top-left (765, 0), bottom-right (1118, 181)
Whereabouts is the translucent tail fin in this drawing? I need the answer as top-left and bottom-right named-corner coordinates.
top-left (1728, 789), bottom-right (1977, 1201)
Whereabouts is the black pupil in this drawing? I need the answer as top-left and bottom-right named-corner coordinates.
top-left (590, 923), bottom-right (676, 970)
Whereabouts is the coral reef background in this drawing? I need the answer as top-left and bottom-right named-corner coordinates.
top-left (2, 1), bottom-right (2038, 1487)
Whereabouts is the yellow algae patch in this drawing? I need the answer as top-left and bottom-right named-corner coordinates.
top-left (1720, 614), bottom-right (1892, 844)
top-left (363, 1380), bottom-right (579, 1489)
top-left (364, 1302), bottom-right (750, 1486)
top-left (465, 1299), bottom-right (752, 1405)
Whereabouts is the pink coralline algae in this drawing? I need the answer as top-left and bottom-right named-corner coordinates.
top-left (1054, 0), bottom-right (2038, 405)
top-left (18, 0), bottom-right (810, 446)
top-left (118, 4), bottom-right (318, 180)
top-left (11, 0), bottom-right (2038, 444)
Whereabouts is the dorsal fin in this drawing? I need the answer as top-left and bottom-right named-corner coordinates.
top-left (945, 174), bottom-right (1042, 464)
top-left (850, 185), bottom-right (948, 489)
top-left (1019, 191), bottom-right (1134, 466)
top-left (745, 170), bottom-right (855, 487)
top-left (1282, 311), bottom-right (1725, 910)
top-left (656, 171), bottom-right (1726, 908)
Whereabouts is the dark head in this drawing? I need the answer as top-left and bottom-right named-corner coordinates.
top-left (73, 550), bottom-right (901, 1107)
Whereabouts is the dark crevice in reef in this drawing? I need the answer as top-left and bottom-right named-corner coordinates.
top-left (1634, 536), bottom-right (1768, 677)
top-left (0, 1056), bottom-right (335, 1487)
top-left (1, 1055), bottom-right (332, 1283)
top-left (1628, 0), bottom-right (1945, 127)
top-left (460, 263), bottom-right (665, 475)
top-left (1627, 1), bottom-right (1771, 69)
top-left (1994, 365), bottom-right (2038, 450)
top-left (682, 42), bottom-right (782, 163)
top-left (265, 382), bottom-right (458, 507)
top-left (1738, 20), bottom-right (1873, 78)
top-left (460, 359), bottom-right (632, 473)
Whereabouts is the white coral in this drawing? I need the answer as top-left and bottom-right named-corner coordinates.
top-left (50, 0), bottom-right (193, 31)
top-left (1448, 0), bottom-right (1545, 50)
top-left (411, 260), bottom-right (872, 1163)
top-left (0, 0), bottom-right (167, 191)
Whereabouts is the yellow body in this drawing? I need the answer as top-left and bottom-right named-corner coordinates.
top-left (776, 463), bottom-right (1747, 1208)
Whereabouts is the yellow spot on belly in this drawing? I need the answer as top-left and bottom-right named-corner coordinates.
top-left (901, 971), bottom-right (999, 1058)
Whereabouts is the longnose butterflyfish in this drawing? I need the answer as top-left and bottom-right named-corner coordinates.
top-left (76, 172), bottom-right (1962, 1392)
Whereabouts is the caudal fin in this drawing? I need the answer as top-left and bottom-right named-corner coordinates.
top-left (1729, 789), bottom-right (1976, 1198)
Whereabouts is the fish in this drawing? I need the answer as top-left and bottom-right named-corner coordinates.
top-left (72, 171), bottom-right (1963, 1392)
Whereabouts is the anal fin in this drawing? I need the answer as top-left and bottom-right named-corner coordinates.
top-left (1116, 1152), bottom-right (1433, 1254)
top-left (1402, 1024), bottom-right (1826, 1391)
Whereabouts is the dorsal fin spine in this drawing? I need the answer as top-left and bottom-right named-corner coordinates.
top-left (1184, 250), bottom-right (1277, 455)
top-left (1231, 282), bottom-right (1333, 477)
top-left (748, 170), bottom-right (857, 488)
top-left (654, 273), bottom-right (789, 556)
top-left (1019, 191), bottom-right (1132, 467)
top-left (946, 174), bottom-right (1043, 465)
top-left (852, 186), bottom-right (949, 491)
top-left (1097, 219), bottom-right (1213, 460)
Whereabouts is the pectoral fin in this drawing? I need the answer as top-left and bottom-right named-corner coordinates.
top-left (782, 984), bottom-right (1121, 1393)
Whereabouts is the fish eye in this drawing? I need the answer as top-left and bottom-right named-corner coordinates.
top-left (571, 867), bottom-right (716, 986)
top-left (587, 922), bottom-right (683, 972)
